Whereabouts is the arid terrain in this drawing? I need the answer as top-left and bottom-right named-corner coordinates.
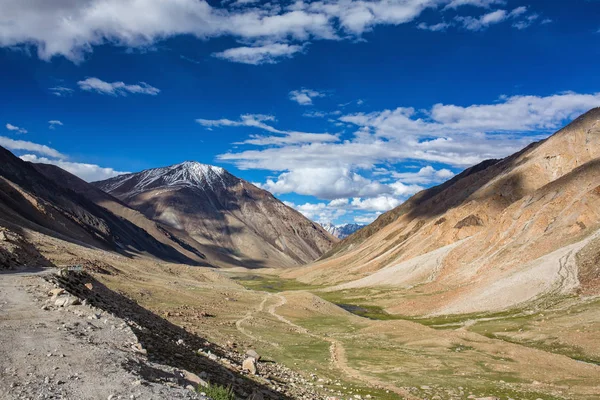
top-left (2, 110), bottom-right (600, 399)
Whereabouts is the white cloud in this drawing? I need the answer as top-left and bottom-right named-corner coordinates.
top-left (49, 86), bottom-right (74, 97)
top-left (285, 201), bottom-right (347, 224)
top-left (392, 166), bottom-right (454, 184)
top-left (78, 77), bottom-right (160, 96)
top-left (19, 154), bottom-right (128, 182)
top-left (455, 9), bottom-right (508, 30)
top-left (219, 92), bottom-right (600, 203)
top-left (512, 13), bottom-right (539, 30)
top-left (303, 110), bottom-right (328, 118)
top-left (354, 213), bottom-right (382, 224)
top-left (0, 136), bottom-right (65, 158)
top-left (213, 43), bottom-right (303, 65)
top-left (509, 6), bottom-right (528, 18)
top-left (417, 22), bottom-right (450, 32)
top-left (329, 198), bottom-right (350, 207)
top-left (389, 182), bottom-right (424, 197)
top-left (289, 88), bottom-right (326, 106)
top-left (0, 0), bottom-right (530, 63)
top-left (455, 6), bottom-right (535, 31)
top-left (6, 123), bottom-right (27, 134)
top-left (351, 196), bottom-right (402, 211)
top-left (285, 194), bottom-right (404, 224)
top-left (444, 0), bottom-right (506, 10)
top-left (262, 167), bottom-right (390, 200)
top-left (48, 120), bottom-right (63, 130)
top-left (197, 114), bottom-right (338, 145)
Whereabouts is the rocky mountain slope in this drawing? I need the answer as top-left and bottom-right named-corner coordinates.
top-left (320, 222), bottom-right (365, 239)
top-left (288, 108), bottom-right (600, 315)
top-left (94, 162), bottom-right (336, 268)
top-left (0, 146), bottom-right (201, 266)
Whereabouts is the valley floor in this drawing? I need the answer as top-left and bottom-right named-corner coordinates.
top-left (2, 231), bottom-right (600, 400)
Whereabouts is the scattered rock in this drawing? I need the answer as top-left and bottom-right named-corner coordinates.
top-left (242, 357), bottom-right (257, 375)
top-left (55, 296), bottom-right (70, 307)
top-left (245, 349), bottom-right (261, 361)
top-left (131, 343), bottom-right (147, 355)
top-left (182, 370), bottom-right (207, 388)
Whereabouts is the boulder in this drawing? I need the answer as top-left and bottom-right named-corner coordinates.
top-left (54, 296), bottom-right (70, 307)
top-left (242, 357), bottom-right (257, 375)
top-left (245, 349), bottom-right (261, 361)
top-left (49, 288), bottom-right (65, 297)
top-left (182, 370), bottom-right (208, 388)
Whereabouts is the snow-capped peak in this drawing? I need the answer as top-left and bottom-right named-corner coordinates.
top-left (99, 161), bottom-right (230, 195)
top-left (320, 222), bottom-right (366, 239)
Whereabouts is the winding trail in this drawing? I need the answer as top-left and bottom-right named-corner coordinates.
top-left (235, 293), bottom-right (280, 347)
top-left (236, 292), bottom-right (418, 399)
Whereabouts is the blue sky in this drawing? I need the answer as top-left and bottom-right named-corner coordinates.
top-left (1, 0), bottom-right (600, 225)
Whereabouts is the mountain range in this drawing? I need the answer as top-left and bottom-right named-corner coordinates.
top-left (2, 109), bottom-right (600, 318)
top-left (320, 222), bottom-right (365, 239)
top-left (0, 153), bottom-right (335, 270)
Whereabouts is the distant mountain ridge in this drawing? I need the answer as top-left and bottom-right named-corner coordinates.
top-left (94, 161), bottom-right (336, 267)
top-left (320, 222), bottom-right (365, 239)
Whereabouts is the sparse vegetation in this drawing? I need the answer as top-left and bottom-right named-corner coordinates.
top-left (228, 273), bottom-right (322, 292)
top-left (199, 383), bottom-right (235, 400)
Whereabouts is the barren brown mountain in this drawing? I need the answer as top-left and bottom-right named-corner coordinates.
top-left (94, 161), bottom-right (336, 268)
top-left (287, 108), bottom-right (600, 315)
top-left (0, 146), bottom-right (202, 266)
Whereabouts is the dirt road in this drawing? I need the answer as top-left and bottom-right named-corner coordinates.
top-left (0, 270), bottom-right (202, 400)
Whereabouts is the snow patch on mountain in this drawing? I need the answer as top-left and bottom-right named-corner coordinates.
top-left (97, 161), bottom-right (229, 195)
top-left (321, 222), bottom-right (365, 239)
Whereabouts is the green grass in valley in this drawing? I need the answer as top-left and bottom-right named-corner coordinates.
top-left (227, 273), bottom-right (323, 292)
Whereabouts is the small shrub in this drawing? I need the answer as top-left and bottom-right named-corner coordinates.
top-left (199, 382), bottom-right (235, 400)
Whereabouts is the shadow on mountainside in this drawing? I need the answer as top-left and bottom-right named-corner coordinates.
top-left (321, 141), bottom-right (546, 260)
top-left (52, 271), bottom-right (293, 400)
top-left (198, 243), bottom-right (271, 270)
top-left (0, 146), bottom-right (204, 266)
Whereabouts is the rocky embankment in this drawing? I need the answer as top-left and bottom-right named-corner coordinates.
top-left (0, 268), bottom-right (330, 400)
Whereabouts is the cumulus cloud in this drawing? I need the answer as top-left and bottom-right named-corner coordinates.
top-left (284, 201), bottom-right (347, 223)
top-left (289, 89), bottom-right (326, 106)
top-left (48, 120), bottom-right (63, 130)
top-left (6, 123), bottom-right (27, 134)
top-left (197, 114), bottom-right (338, 145)
top-left (350, 196), bottom-right (402, 211)
top-left (285, 194), bottom-right (405, 224)
top-left (354, 213), bottom-right (382, 224)
top-left (219, 92), bottom-right (600, 205)
top-left (0, 0), bottom-right (534, 63)
top-left (262, 167), bottom-right (390, 199)
top-left (19, 154), bottom-right (128, 182)
top-left (392, 166), bottom-right (454, 184)
top-left (78, 77), bottom-right (160, 96)
top-left (0, 136), bottom-right (65, 158)
top-left (213, 43), bottom-right (303, 64)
